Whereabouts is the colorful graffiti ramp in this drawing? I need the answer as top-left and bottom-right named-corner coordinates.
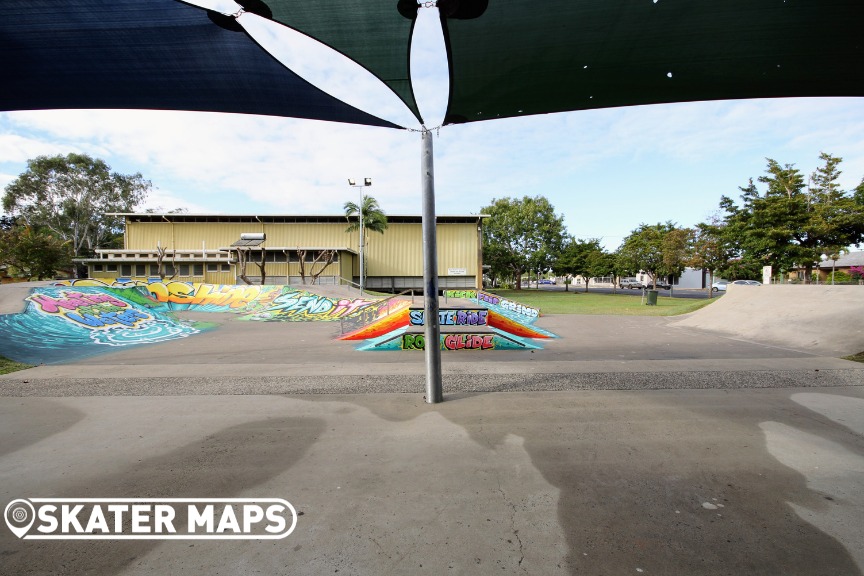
top-left (0, 283), bottom-right (555, 364)
top-left (0, 286), bottom-right (200, 365)
top-left (341, 290), bottom-right (557, 352)
top-left (0, 282), bottom-right (410, 364)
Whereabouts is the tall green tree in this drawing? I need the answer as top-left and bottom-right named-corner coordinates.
top-left (0, 225), bottom-right (71, 280)
top-left (617, 222), bottom-right (685, 289)
top-left (481, 196), bottom-right (566, 290)
top-left (688, 219), bottom-right (733, 297)
top-left (553, 237), bottom-right (610, 292)
top-left (720, 154), bottom-right (864, 281)
top-left (3, 154), bottom-right (151, 260)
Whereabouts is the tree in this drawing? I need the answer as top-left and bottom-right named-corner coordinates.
top-left (344, 195), bottom-right (388, 236)
top-left (720, 154), bottom-right (864, 282)
top-left (688, 219), bottom-right (733, 298)
top-left (553, 238), bottom-right (609, 292)
top-left (155, 246), bottom-right (178, 281)
top-left (0, 225), bottom-right (70, 280)
top-left (661, 227), bottom-right (692, 289)
top-left (344, 195), bottom-right (387, 283)
top-left (617, 222), bottom-right (685, 289)
top-left (3, 154), bottom-right (151, 265)
top-left (481, 196), bottom-right (566, 290)
top-left (298, 249), bottom-right (337, 285)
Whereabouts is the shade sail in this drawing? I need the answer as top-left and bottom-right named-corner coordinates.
top-left (440, 0), bottom-right (864, 124)
top-left (0, 0), bottom-right (401, 128)
top-left (260, 0), bottom-right (422, 123)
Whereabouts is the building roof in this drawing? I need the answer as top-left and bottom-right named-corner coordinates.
top-left (817, 251), bottom-right (864, 268)
top-left (112, 213), bottom-right (488, 225)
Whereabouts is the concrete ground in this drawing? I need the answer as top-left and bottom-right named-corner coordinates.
top-left (1, 389), bottom-right (863, 575)
top-left (1, 283), bottom-right (863, 574)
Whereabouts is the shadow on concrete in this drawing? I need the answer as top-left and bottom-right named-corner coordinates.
top-left (0, 398), bottom-right (85, 458)
top-left (0, 415), bottom-right (325, 575)
top-left (313, 391), bottom-right (862, 575)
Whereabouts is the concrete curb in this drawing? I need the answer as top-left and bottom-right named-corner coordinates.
top-left (2, 369), bottom-right (862, 397)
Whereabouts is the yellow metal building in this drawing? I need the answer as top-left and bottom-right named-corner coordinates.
top-left (79, 213), bottom-right (486, 292)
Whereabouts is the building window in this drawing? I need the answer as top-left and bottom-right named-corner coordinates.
top-left (94, 264), bottom-right (103, 272)
top-left (150, 264), bottom-right (160, 276)
top-left (179, 264), bottom-right (190, 276)
top-left (269, 251), bottom-right (288, 263)
top-left (193, 264), bottom-right (204, 276)
top-left (221, 264), bottom-right (231, 272)
top-left (121, 265), bottom-right (132, 277)
top-left (135, 264), bottom-right (146, 276)
top-left (207, 263), bottom-right (218, 272)
top-left (106, 264), bottom-right (117, 273)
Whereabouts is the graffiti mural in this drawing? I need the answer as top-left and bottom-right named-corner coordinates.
top-left (55, 279), bottom-right (393, 322)
top-left (477, 291), bottom-right (540, 321)
top-left (408, 308), bottom-right (488, 327)
top-left (357, 330), bottom-right (541, 352)
top-left (0, 287), bottom-right (198, 364)
top-left (39, 280), bottom-right (554, 355)
top-left (443, 290), bottom-right (477, 299)
top-left (244, 290), bottom-right (394, 322)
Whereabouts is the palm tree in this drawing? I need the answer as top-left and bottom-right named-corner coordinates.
top-left (344, 195), bottom-right (387, 292)
top-left (344, 195), bottom-right (388, 236)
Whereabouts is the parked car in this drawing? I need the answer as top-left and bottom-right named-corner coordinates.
top-left (538, 279), bottom-right (555, 285)
top-left (650, 279), bottom-right (672, 290)
top-left (732, 280), bottom-right (761, 286)
top-left (618, 277), bottom-right (643, 289)
top-left (712, 279), bottom-right (729, 292)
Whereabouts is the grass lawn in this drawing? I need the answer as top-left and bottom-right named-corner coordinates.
top-left (0, 355), bottom-right (33, 375)
top-left (487, 289), bottom-right (718, 316)
top-left (843, 351), bottom-right (864, 364)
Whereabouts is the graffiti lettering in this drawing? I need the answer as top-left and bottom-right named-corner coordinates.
top-left (477, 292), bottom-right (500, 306)
top-left (444, 290), bottom-right (477, 299)
top-left (409, 309), bottom-right (488, 326)
top-left (402, 333), bottom-right (425, 350)
top-left (257, 290), bottom-right (376, 321)
top-left (443, 334), bottom-right (495, 350)
top-left (26, 289), bottom-right (156, 331)
top-left (400, 333), bottom-right (497, 350)
top-left (477, 291), bottom-right (538, 318)
top-left (499, 299), bottom-right (539, 318)
top-left (65, 308), bottom-right (150, 328)
top-left (29, 292), bottom-right (128, 314)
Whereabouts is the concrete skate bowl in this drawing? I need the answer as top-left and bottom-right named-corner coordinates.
top-left (671, 284), bottom-right (864, 356)
top-left (0, 282), bottom-right (409, 365)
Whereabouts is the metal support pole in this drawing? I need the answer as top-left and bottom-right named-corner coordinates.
top-left (421, 129), bottom-right (443, 403)
top-left (359, 187), bottom-right (364, 296)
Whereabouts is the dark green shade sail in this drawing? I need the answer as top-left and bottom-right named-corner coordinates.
top-left (3, 0), bottom-right (863, 129)
top-left (260, 0), bottom-right (422, 123)
top-left (440, 0), bottom-right (864, 124)
top-left (0, 0), bottom-right (401, 128)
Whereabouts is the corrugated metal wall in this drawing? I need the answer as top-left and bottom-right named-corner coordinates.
top-left (125, 220), bottom-right (480, 280)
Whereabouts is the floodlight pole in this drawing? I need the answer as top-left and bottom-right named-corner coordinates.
top-left (421, 128), bottom-right (443, 403)
top-left (348, 178), bottom-right (372, 295)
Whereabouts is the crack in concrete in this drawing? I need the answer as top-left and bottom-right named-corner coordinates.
top-left (496, 477), bottom-right (526, 572)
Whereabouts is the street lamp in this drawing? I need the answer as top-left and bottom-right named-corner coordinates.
top-left (348, 177), bottom-right (372, 295)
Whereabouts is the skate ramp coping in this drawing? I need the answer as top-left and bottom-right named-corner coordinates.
top-left (672, 284), bottom-right (864, 356)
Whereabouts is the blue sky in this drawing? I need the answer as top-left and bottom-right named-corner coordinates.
top-left (1, 3), bottom-right (863, 251)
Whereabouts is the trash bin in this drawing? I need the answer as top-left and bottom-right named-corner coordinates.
top-left (645, 289), bottom-right (658, 306)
